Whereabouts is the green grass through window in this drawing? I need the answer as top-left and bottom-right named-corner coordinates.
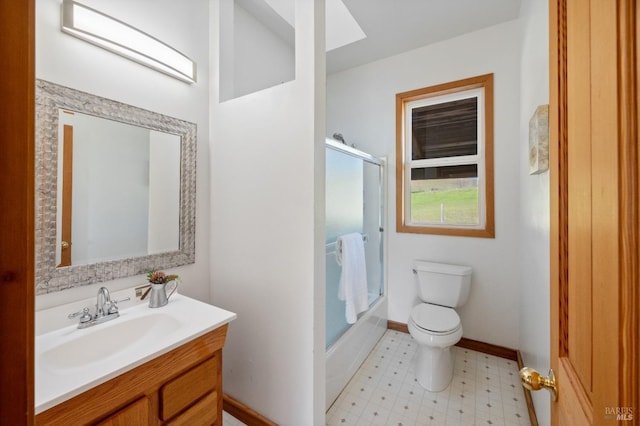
top-left (410, 187), bottom-right (479, 225)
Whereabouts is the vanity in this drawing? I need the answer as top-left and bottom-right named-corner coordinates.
top-left (35, 293), bottom-right (236, 425)
top-left (32, 79), bottom-right (237, 424)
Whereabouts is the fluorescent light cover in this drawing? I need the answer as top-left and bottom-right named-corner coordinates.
top-left (61, 0), bottom-right (197, 83)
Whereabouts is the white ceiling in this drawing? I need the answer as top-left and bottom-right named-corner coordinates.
top-left (328, 0), bottom-right (522, 73)
top-left (235, 0), bottom-right (523, 74)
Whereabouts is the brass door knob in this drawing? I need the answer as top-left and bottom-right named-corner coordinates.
top-left (519, 367), bottom-right (558, 401)
top-left (61, 241), bottom-right (70, 250)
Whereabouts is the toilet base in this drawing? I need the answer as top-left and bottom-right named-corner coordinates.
top-left (414, 344), bottom-right (455, 392)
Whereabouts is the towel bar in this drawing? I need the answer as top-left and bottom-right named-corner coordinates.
top-left (325, 234), bottom-right (368, 256)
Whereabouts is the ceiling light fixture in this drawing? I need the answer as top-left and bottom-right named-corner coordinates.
top-left (61, 0), bottom-right (197, 84)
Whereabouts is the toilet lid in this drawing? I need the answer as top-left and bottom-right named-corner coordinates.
top-left (410, 304), bottom-right (460, 334)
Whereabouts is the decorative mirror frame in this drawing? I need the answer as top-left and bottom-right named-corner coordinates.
top-left (35, 79), bottom-right (197, 294)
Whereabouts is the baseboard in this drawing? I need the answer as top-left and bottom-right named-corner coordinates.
top-left (516, 351), bottom-right (539, 426)
top-left (387, 319), bottom-right (410, 334)
top-left (223, 393), bottom-right (278, 426)
top-left (387, 320), bottom-right (538, 426)
top-left (387, 320), bottom-right (518, 360)
top-left (456, 338), bottom-right (517, 361)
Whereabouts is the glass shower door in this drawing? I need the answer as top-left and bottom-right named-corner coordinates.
top-left (325, 148), bottom-right (363, 348)
top-left (325, 144), bottom-right (384, 348)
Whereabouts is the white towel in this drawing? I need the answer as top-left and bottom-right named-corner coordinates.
top-left (336, 233), bottom-right (369, 324)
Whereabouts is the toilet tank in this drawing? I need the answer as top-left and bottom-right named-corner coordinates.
top-left (413, 260), bottom-right (472, 308)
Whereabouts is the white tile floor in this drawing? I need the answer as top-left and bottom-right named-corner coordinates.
top-left (326, 330), bottom-right (531, 426)
top-left (222, 330), bottom-right (531, 426)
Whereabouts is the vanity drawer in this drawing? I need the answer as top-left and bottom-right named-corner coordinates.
top-left (160, 355), bottom-right (218, 420)
top-left (165, 391), bottom-right (218, 426)
top-left (96, 396), bottom-right (150, 425)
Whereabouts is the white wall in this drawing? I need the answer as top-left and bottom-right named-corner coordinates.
top-left (221, 2), bottom-right (295, 100)
top-left (209, 1), bottom-right (326, 424)
top-left (35, 0), bottom-right (211, 308)
top-left (327, 20), bottom-right (522, 349)
top-left (518, 0), bottom-right (550, 424)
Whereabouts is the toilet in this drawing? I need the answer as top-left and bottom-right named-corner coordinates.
top-left (407, 260), bottom-right (472, 392)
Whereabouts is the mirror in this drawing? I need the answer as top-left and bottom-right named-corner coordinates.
top-left (56, 111), bottom-right (181, 266)
top-left (35, 79), bottom-right (197, 294)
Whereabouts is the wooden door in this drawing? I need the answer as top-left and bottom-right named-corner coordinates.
top-left (0, 0), bottom-right (35, 424)
top-left (548, 0), bottom-right (639, 424)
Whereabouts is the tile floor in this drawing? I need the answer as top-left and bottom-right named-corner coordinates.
top-left (326, 330), bottom-right (531, 426)
top-left (222, 330), bottom-right (531, 426)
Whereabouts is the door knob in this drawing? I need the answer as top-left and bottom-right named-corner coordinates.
top-left (61, 241), bottom-right (70, 250)
top-left (519, 367), bottom-right (557, 401)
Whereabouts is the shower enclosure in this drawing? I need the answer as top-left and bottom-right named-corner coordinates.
top-left (325, 138), bottom-right (386, 410)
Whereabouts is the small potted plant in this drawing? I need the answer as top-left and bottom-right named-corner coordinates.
top-left (147, 271), bottom-right (179, 285)
top-left (146, 270), bottom-right (180, 308)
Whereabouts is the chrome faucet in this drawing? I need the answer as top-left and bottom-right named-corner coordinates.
top-left (96, 286), bottom-right (111, 317)
top-left (68, 287), bottom-right (130, 329)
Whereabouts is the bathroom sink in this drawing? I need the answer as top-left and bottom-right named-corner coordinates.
top-left (40, 313), bottom-right (181, 371)
top-left (35, 293), bottom-right (236, 414)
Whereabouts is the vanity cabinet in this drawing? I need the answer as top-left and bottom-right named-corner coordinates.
top-left (35, 324), bottom-right (228, 426)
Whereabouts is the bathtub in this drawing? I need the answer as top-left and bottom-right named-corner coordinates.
top-left (326, 294), bottom-right (387, 410)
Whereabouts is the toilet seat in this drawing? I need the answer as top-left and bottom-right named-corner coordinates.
top-left (410, 304), bottom-right (460, 335)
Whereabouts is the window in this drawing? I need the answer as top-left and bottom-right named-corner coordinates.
top-left (396, 74), bottom-right (494, 238)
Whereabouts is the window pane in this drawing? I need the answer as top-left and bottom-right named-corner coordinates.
top-left (411, 97), bottom-right (478, 160)
top-left (410, 165), bottom-right (479, 225)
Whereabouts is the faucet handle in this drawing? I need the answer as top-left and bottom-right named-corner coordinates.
top-left (107, 297), bottom-right (131, 315)
top-left (68, 307), bottom-right (92, 323)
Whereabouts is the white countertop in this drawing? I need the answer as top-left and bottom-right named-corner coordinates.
top-left (35, 293), bottom-right (236, 414)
